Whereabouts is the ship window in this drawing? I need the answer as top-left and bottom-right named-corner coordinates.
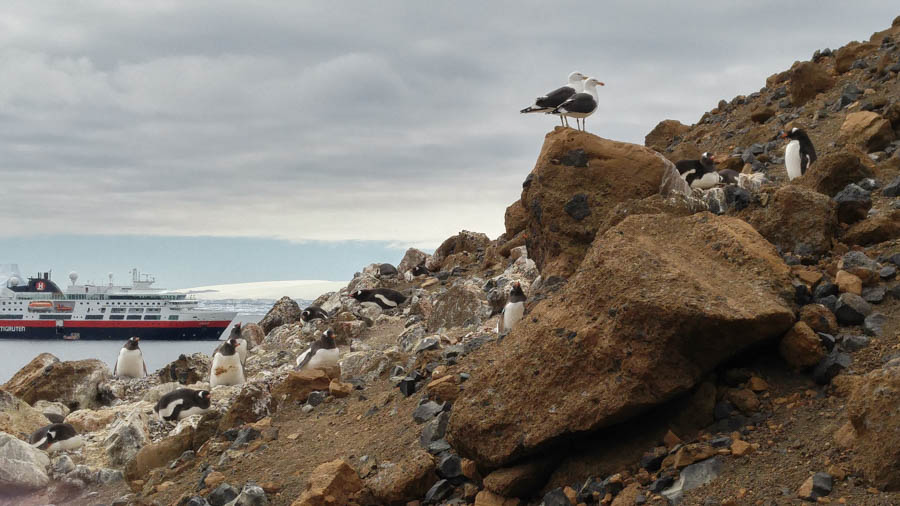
top-left (111, 308), bottom-right (126, 313)
top-left (168, 315), bottom-right (179, 321)
top-left (126, 315), bottom-right (142, 320)
top-left (100, 308), bottom-right (106, 313)
top-left (144, 315), bottom-right (160, 320)
top-left (39, 314), bottom-right (71, 320)
top-left (85, 315), bottom-right (104, 320)
top-left (146, 308), bottom-right (161, 313)
top-left (0, 314), bottom-right (23, 319)
top-left (109, 315), bottom-right (125, 320)
top-left (128, 308), bottom-right (144, 313)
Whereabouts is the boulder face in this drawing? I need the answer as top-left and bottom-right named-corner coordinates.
top-left (521, 128), bottom-right (673, 279)
top-left (789, 61), bottom-right (835, 106)
top-left (427, 284), bottom-right (489, 332)
top-left (742, 185), bottom-right (837, 258)
top-left (448, 213), bottom-right (795, 467)
top-left (157, 353), bottom-right (210, 385)
top-left (843, 209), bottom-right (900, 246)
top-left (3, 355), bottom-right (110, 411)
top-left (794, 152), bottom-right (872, 197)
top-left (427, 230), bottom-right (490, 272)
top-left (839, 111), bottom-right (896, 153)
top-left (504, 200), bottom-right (528, 238)
top-left (644, 119), bottom-right (691, 152)
top-left (834, 41), bottom-right (878, 73)
top-left (259, 296), bottom-right (303, 334)
top-left (0, 390), bottom-right (50, 440)
top-left (0, 432), bottom-right (50, 492)
top-left (846, 359), bottom-right (900, 489)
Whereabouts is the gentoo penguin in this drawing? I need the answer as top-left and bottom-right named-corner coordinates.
top-left (718, 169), bottom-right (740, 186)
top-left (521, 71), bottom-right (589, 127)
top-left (411, 264), bottom-right (430, 277)
top-left (782, 127), bottom-right (817, 180)
top-left (676, 152), bottom-right (720, 189)
top-left (349, 288), bottom-right (407, 310)
top-left (301, 305), bottom-right (330, 323)
top-left (550, 77), bottom-right (605, 131)
top-left (229, 323), bottom-right (249, 364)
top-left (497, 282), bottom-right (527, 335)
top-left (295, 329), bottom-right (340, 371)
top-left (210, 338), bottom-right (245, 387)
top-left (154, 389), bottom-right (211, 422)
top-left (114, 337), bottom-right (147, 378)
top-left (30, 423), bottom-right (83, 453)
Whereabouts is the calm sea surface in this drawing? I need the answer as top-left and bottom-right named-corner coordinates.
top-left (0, 300), bottom-right (283, 383)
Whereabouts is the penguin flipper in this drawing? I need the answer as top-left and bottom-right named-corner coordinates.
top-left (143, 360), bottom-right (148, 377)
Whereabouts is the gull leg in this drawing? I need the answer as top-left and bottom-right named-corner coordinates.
top-left (559, 115), bottom-right (564, 127)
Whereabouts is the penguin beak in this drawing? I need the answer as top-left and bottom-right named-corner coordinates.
top-left (780, 132), bottom-right (788, 139)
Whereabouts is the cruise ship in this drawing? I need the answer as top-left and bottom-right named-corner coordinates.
top-left (0, 265), bottom-right (235, 340)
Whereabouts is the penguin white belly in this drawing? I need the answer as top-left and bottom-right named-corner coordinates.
top-left (178, 405), bottom-right (210, 419)
top-left (235, 339), bottom-right (248, 364)
top-left (498, 301), bottom-right (525, 334)
top-left (210, 354), bottom-right (244, 387)
top-left (305, 348), bottom-right (340, 371)
top-left (48, 435), bottom-right (84, 453)
top-left (785, 140), bottom-right (801, 180)
top-left (155, 398), bottom-right (184, 421)
top-left (373, 294), bottom-right (398, 308)
top-left (690, 171), bottom-right (721, 190)
top-left (115, 349), bottom-right (146, 378)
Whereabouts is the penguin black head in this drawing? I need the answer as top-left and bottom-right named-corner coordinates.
top-left (197, 390), bottom-right (211, 405)
top-left (781, 127), bottom-right (807, 141)
top-left (219, 339), bottom-right (238, 355)
top-left (349, 290), bottom-right (362, 300)
top-left (510, 282), bottom-right (526, 298)
top-left (229, 323), bottom-right (242, 337)
top-left (301, 309), bottom-right (311, 321)
top-left (321, 329), bottom-right (336, 348)
top-left (124, 337), bottom-right (140, 350)
top-left (700, 152), bottom-right (716, 167)
top-left (34, 429), bottom-right (58, 450)
top-left (411, 265), bottom-right (430, 277)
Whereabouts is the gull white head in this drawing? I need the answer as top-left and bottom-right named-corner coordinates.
top-left (567, 71), bottom-right (588, 92)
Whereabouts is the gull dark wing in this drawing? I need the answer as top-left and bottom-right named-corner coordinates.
top-left (535, 86), bottom-right (575, 108)
top-left (556, 93), bottom-right (596, 114)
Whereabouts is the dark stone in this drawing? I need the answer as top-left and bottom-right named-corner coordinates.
top-left (415, 337), bottom-right (441, 354)
top-left (413, 401), bottom-right (445, 424)
top-left (818, 295), bottom-right (838, 314)
top-left (794, 281), bottom-right (813, 306)
top-left (398, 371), bottom-right (424, 397)
top-left (841, 334), bottom-right (870, 352)
top-left (442, 345), bottom-right (465, 361)
top-left (600, 474), bottom-right (625, 496)
top-left (577, 477), bottom-right (607, 503)
top-left (880, 266), bottom-right (897, 280)
top-left (833, 184), bottom-right (872, 224)
top-left (883, 176), bottom-right (900, 197)
top-left (427, 439), bottom-right (452, 454)
top-left (306, 391), bottom-right (327, 407)
top-left (817, 332), bottom-right (837, 352)
top-left (834, 293), bottom-right (872, 326)
top-left (390, 365), bottom-right (405, 377)
top-left (423, 479), bottom-right (454, 504)
top-left (436, 454), bottom-right (462, 479)
top-left (723, 368), bottom-right (752, 386)
top-left (862, 286), bottom-right (886, 304)
top-left (837, 83), bottom-right (862, 110)
top-left (541, 488), bottom-right (571, 506)
top-left (230, 428), bottom-right (261, 449)
top-left (714, 400), bottom-right (735, 420)
top-left (463, 335), bottom-right (494, 355)
top-left (420, 412), bottom-right (451, 448)
top-left (649, 475), bottom-right (675, 494)
top-left (435, 271), bottom-right (451, 281)
top-left (814, 282), bottom-right (839, 300)
top-left (183, 498), bottom-right (210, 506)
top-left (207, 484), bottom-right (239, 506)
top-left (858, 178), bottom-right (879, 191)
top-left (560, 149), bottom-right (589, 167)
top-left (564, 194), bottom-right (591, 221)
top-left (812, 472), bottom-right (834, 497)
top-left (709, 437), bottom-right (733, 448)
top-left (640, 447), bottom-right (668, 472)
top-left (864, 313), bottom-right (887, 337)
top-left (813, 350), bottom-right (852, 385)
top-left (725, 186), bottom-right (751, 211)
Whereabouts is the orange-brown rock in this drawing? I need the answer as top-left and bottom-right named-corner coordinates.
top-left (835, 41), bottom-right (878, 73)
top-left (125, 428), bottom-right (194, 482)
top-left (328, 380), bottom-right (353, 398)
top-left (794, 152), bottom-right (872, 197)
top-left (644, 119), bottom-right (691, 152)
top-left (427, 230), bottom-right (490, 272)
top-left (483, 458), bottom-right (557, 497)
top-left (843, 210), bottom-right (900, 246)
top-left (292, 459), bottom-right (364, 506)
top-left (241, 323), bottom-right (266, 346)
top-left (611, 483), bottom-right (643, 506)
top-left (779, 322), bottom-right (826, 370)
top-left (726, 389), bottom-right (760, 415)
top-left (449, 213), bottom-right (794, 467)
top-left (750, 106), bottom-right (775, 123)
top-left (0, 390), bottom-right (50, 440)
top-left (835, 270), bottom-right (863, 295)
top-left (366, 451), bottom-right (436, 505)
top-left (219, 383), bottom-right (276, 430)
top-left (505, 200), bottom-right (528, 238)
top-left (793, 267), bottom-right (823, 286)
top-left (474, 490), bottom-right (521, 506)
top-left (520, 128), bottom-right (673, 279)
top-left (427, 284), bottom-right (488, 332)
top-left (272, 369), bottom-right (331, 405)
top-left (259, 296), bottom-right (303, 334)
top-left (748, 376), bottom-right (769, 392)
top-left (65, 408), bottom-right (116, 433)
top-left (3, 354), bottom-right (110, 410)
top-left (846, 359), bottom-right (900, 489)
top-left (741, 185), bottom-right (837, 258)
top-left (839, 111), bottom-right (896, 153)
top-left (665, 443), bottom-right (718, 469)
top-left (798, 304), bottom-right (838, 334)
top-left (789, 61), bottom-right (835, 106)
top-left (731, 439), bottom-right (753, 457)
top-left (426, 375), bottom-right (460, 403)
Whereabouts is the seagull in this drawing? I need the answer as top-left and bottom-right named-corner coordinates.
top-left (521, 71), bottom-right (588, 127)
top-left (551, 77), bottom-right (604, 131)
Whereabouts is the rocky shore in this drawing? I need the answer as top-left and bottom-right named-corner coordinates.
top-left (2, 15), bottom-right (900, 506)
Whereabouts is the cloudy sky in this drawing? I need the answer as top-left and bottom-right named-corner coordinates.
top-left (0, 1), bottom-right (896, 287)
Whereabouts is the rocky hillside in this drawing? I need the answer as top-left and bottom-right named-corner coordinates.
top-left (2, 15), bottom-right (900, 506)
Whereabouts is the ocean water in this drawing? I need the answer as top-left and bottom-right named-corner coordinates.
top-left (0, 299), bottom-right (296, 383)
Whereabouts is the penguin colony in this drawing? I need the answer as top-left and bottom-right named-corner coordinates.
top-left (523, 72), bottom-right (816, 184)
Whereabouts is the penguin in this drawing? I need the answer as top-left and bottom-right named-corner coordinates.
top-left (114, 337), bottom-right (147, 378)
top-left (210, 338), bottom-right (245, 387)
top-left (411, 264), bottom-right (430, 277)
top-left (154, 389), bottom-right (211, 422)
top-left (782, 127), bottom-right (817, 180)
top-left (675, 152), bottom-right (720, 189)
top-left (30, 423), bottom-right (83, 453)
top-left (349, 288), bottom-right (407, 310)
top-left (229, 323), bottom-right (249, 364)
top-left (301, 305), bottom-right (330, 323)
top-left (718, 169), bottom-right (740, 186)
top-left (295, 329), bottom-right (340, 371)
top-left (497, 282), bottom-right (527, 335)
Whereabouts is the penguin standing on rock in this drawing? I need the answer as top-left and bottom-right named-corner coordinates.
top-left (114, 337), bottom-right (147, 378)
top-left (210, 338), bottom-right (245, 387)
top-left (497, 282), bottom-right (527, 336)
top-left (782, 127), bottom-right (817, 180)
top-left (229, 323), bottom-right (249, 364)
top-left (295, 329), bottom-right (340, 371)
top-left (301, 305), bottom-right (330, 323)
top-left (30, 423), bottom-right (84, 453)
top-left (676, 152), bottom-right (720, 189)
top-left (154, 389), bottom-right (211, 422)
top-left (349, 288), bottom-right (407, 310)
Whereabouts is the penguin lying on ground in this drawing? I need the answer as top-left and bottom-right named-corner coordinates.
top-left (718, 169), bottom-right (740, 186)
top-left (349, 288), bottom-right (407, 310)
top-left (154, 389), bottom-right (211, 422)
top-left (114, 337), bottom-right (147, 378)
top-left (301, 305), bottom-right (330, 323)
top-left (782, 127), bottom-right (817, 180)
top-left (228, 323), bottom-right (249, 364)
top-left (296, 329), bottom-right (340, 372)
top-left (30, 423), bottom-right (83, 453)
top-left (675, 152), bottom-right (720, 189)
top-left (497, 282), bottom-right (527, 336)
top-left (210, 338), bottom-right (245, 387)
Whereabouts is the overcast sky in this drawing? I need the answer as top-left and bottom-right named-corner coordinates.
top-left (0, 2), bottom-right (896, 286)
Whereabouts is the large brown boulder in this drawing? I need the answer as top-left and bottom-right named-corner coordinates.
top-left (448, 213), bottom-right (794, 467)
top-left (3, 354), bottom-right (110, 410)
top-left (742, 185), bottom-right (837, 257)
top-left (644, 119), bottom-right (691, 152)
top-left (0, 390), bottom-right (50, 440)
top-left (427, 230), bottom-right (490, 272)
top-left (834, 41), bottom-right (878, 73)
top-left (157, 352), bottom-right (210, 385)
top-left (271, 369), bottom-right (331, 405)
top-left (366, 451), bottom-right (437, 504)
top-left (427, 284), bottom-right (488, 332)
top-left (504, 200), bottom-right (528, 238)
top-left (846, 359), bottom-right (900, 489)
top-left (794, 152), bottom-right (871, 197)
top-left (259, 296), bottom-right (303, 334)
top-left (839, 111), bottom-right (895, 153)
top-left (397, 248), bottom-right (430, 275)
top-left (292, 459), bottom-right (365, 506)
top-left (218, 383), bottom-right (276, 430)
top-left (521, 128), bottom-right (672, 279)
top-left (843, 210), bottom-right (900, 246)
top-left (779, 322), bottom-right (826, 370)
top-left (789, 61), bottom-right (835, 106)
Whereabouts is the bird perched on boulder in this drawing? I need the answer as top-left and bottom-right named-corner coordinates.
top-left (782, 127), bottom-right (817, 180)
top-left (301, 305), bottom-right (330, 323)
top-left (229, 323), bottom-right (249, 364)
top-left (676, 152), bottom-right (720, 189)
top-left (498, 282), bottom-right (527, 336)
top-left (154, 389), bottom-right (211, 422)
top-left (210, 338), bottom-right (245, 387)
top-left (30, 423), bottom-right (83, 453)
top-left (521, 71), bottom-right (588, 127)
top-left (550, 77), bottom-right (605, 131)
top-left (349, 288), bottom-right (407, 310)
top-left (296, 328), bottom-right (340, 372)
top-left (114, 337), bottom-right (147, 378)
